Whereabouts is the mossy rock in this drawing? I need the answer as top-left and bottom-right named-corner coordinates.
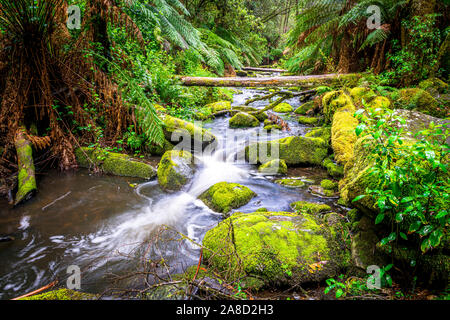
top-left (290, 201), bottom-right (331, 215)
top-left (246, 136), bottom-right (328, 166)
top-left (310, 185), bottom-right (339, 198)
top-left (232, 106), bottom-right (258, 113)
top-left (250, 111), bottom-right (268, 122)
top-left (206, 101), bottom-right (231, 113)
top-left (263, 124), bottom-right (282, 131)
top-left (322, 158), bottom-right (344, 178)
top-left (19, 289), bottom-right (97, 300)
top-left (321, 179), bottom-right (338, 191)
top-left (258, 159), bottom-right (288, 175)
top-left (322, 91), bottom-right (355, 124)
top-left (264, 119), bottom-right (273, 126)
top-left (161, 115), bottom-right (216, 151)
top-left (351, 216), bottom-right (386, 269)
top-left (275, 179), bottom-right (306, 188)
top-left (229, 112), bottom-right (260, 128)
top-left (148, 139), bottom-right (174, 156)
top-left (419, 78), bottom-right (449, 95)
top-left (395, 88), bottom-right (445, 118)
top-left (75, 147), bottom-right (156, 179)
top-left (157, 150), bottom-right (195, 191)
top-left (202, 211), bottom-right (348, 289)
top-left (294, 101), bottom-right (315, 115)
top-left (331, 109), bottom-right (359, 165)
top-left (199, 182), bottom-right (256, 215)
top-left (273, 103), bottom-right (293, 113)
top-left (349, 87), bottom-right (376, 105)
top-left (369, 96), bottom-right (391, 110)
top-left (298, 116), bottom-right (320, 125)
top-left (305, 127), bottom-right (331, 146)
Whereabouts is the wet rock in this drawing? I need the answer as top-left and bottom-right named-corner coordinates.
top-left (202, 211), bottom-right (349, 290)
top-left (290, 201), bottom-right (331, 215)
top-left (75, 147), bottom-right (157, 179)
top-left (263, 124), bottom-right (282, 131)
top-left (229, 112), bottom-right (260, 128)
top-left (298, 116), bottom-right (320, 125)
top-left (309, 185), bottom-right (339, 198)
top-left (294, 101), bottom-right (315, 115)
top-left (419, 78), bottom-right (448, 95)
top-left (258, 159), bottom-right (287, 175)
top-left (275, 179), bottom-right (306, 188)
top-left (322, 158), bottom-right (344, 178)
top-left (273, 103), bottom-right (293, 113)
top-left (394, 88), bottom-right (445, 118)
top-left (199, 182), bottom-right (256, 215)
top-left (322, 91), bottom-right (355, 124)
top-left (157, 150), bottom-right (195, 191)
top-left (206, 101), bottom-right (232, 113)
top-left (320, 179), bottom-right (338, 191)
top-left (349, 87), bottom-right (376, 105)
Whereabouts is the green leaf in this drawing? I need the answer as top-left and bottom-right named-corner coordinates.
top-left (336, 288), bottom-right (344, 298)
top-left (352, 195), bottom-right (366, 203)
top-left (399, 232), bottom-right (408, 240)
top-left (375, 213), bottom-right (385, 225)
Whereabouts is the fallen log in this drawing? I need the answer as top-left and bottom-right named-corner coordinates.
top-left (178, 73), bottom-right (361, 88)
top-left (14, 127), bottom-right (37, 206)
top-left (242, 67), bottom-right (288, 73)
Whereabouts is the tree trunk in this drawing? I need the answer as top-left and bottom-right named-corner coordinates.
top-left (14, 127), bottom-right (37, 206)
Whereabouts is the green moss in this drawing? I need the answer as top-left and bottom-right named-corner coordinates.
top-left (263, 124), bottom-right (282, 131)
top-left (369, 96), bottom-right (391, 110)
top-left (206, 100), bottom-right (231, 113)
top-left (322, 91), bottom-right (355, 124)
top-left (199, 182), bottom-right (256, 215)
top-left (294, 101), bottom-right (315, 115)
top-left (298, 116), bottom-right (320, 125)
top-left (322, 158), bottom-right (344, 178)
top-left (395, 88), bottom-right (444, 118)
top-left (246, 136), bottom-right (328, 166)
top-left (202, 211), bottom-right (340, 289)
top-left (305, 127), bottom-right (331, 146)
top-left (232, 106), bottom-right (258, 113)
top-left (162, 115), bottom-right (216, 148)
top-left (349, 87), bottom-right (376, 105)
top-left (19, 289), bottom-right (97, 300)
top-left (157, 150), bottom-right (194, 191)
top-left (275, 179), bottom-right (306, 188)
top-left (148, 139), bottom-right (174, 156)
top-left (255, 207), bottom-right (269, 212)
top-left (250, 111), bottom-right (268, 122)
top-left (331, 109), bottom-right (358, 165)
top-left (229, 112), bottom-right (260, 128)
top-left (321, 179), bottom-right (338, 190)
top-left (290, 201), bottom-right (331, 215)
top-left (273, 102), bottom-right (293, 113)
top-left (258, 159), bottom-right (288, 175)
top-left (419, 78), bottom-right (449, 94)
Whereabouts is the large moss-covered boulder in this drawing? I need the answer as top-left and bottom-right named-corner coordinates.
top-left (19, 289), bottom-right (98, 300)
top-left (229, 112), bottom-right (260, 128)
top-left (395, 88), bottom-right (445, 118)
top-left (161, 115), bottom-right (216, 151)
top-left (246, 136), bottom-right (328, 166)
top-left (157, 150), bottom-right (195, 191)
top-left (258, 159), bottom-right (287, 175)
top-left (75, 147), bottom-right (156, 179)
top-left (273, 103), bottom-right (293, 113)
top-left (202, 211), bottom-right (348, 289)
top-left (322, 91), bottom-right (355, 123)
top-left (199, 182), bottom-right (256, 215)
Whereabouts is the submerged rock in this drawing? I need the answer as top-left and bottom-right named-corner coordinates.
top-left (199, 182), bottom-right (256, 215)
top-left (202, 211), bottom-right (349, 289)
top-left (229, 112), bottom-right (260, 128)
top-left (75, 147), bottom-right (156, 179)
top-left (258, 159), bottom-right (287, 175)
top-left (246, 136), bottom-right (328, 166)
top-left (157, 150), bottom-right (195, 191)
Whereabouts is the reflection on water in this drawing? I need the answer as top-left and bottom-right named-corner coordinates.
top-left (0, 88), bottom-right (338, 300)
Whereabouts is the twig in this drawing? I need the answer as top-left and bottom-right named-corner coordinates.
top-left (11, 280), bottom-right (58, 300)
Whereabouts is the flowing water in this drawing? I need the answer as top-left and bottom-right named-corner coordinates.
top-left (0, 88), bottom-right (340, 299)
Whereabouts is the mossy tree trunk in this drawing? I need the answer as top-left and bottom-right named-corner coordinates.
top-left (14, 127), bottom-right (37, 206)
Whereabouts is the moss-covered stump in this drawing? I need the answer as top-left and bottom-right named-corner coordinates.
top-left (275, 179), bottom-right (306, 188)
top-left (322, 91), bottom-right (355, 123)
top-left (14, 129), bottom-right (37, 206)
top-left (298, 116), bottom-right (320, 125)
top-left (19, 289), bottom-right (98, 300)
top-left (229, 112), bottom-right (260, 128)
top-left (202, 211), bottom-right (348, 289)
top-left (258, 159), bottom-right (287, 175)
top-left (75, 147), bottom-right (156, 179)
top-left (199, 182), bottom-right (256, 215)
top-left (161, 115), bottom-right (216, 151)
top-left (322, 158), bottom-right (344, 178)
top-left (294, 101), bottom-right (315, 115)
top-left (157, 150), bottom-right (195, 191)
top-left (290, 201), bottom-right (331, 215)
top-left (245, 136), bottom-right (328, 166)
top-left (273, 102), bottom-right (293, 113)
top-left (394, 88), bottom-right (445, 118)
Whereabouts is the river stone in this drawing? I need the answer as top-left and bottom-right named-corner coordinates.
top-left (245, 136), bottom-right (328, 166)
top-left (298, 116), bottom-right (320, 125)
top-left (290, 201), bottom-right (331, 215)
top-left (75, 147), bottom-right (156, 179)
top-left (258, 159), bottom-right (287, 175)
top-left (161, 115), bottom-right (216, 151)
top-left (199, 182), bottom-right (256, 215)
top-left (202, 211), bottom-right (348, 290)
top-left (206, 101), bottom-right (231, 113)
top-left (294, 101), bottom-right (315, 115)
top-left (229, 112), bottom-right (260, 128)
top-left (273, 103), bottom-right (293, 113)
top-left (275, 179), bottom-right (306, 188)
top-left (157, 150), bottom-right (195, 191)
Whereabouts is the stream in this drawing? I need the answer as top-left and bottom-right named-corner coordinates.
top-left (0, 87), bottom-right (341, 300)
